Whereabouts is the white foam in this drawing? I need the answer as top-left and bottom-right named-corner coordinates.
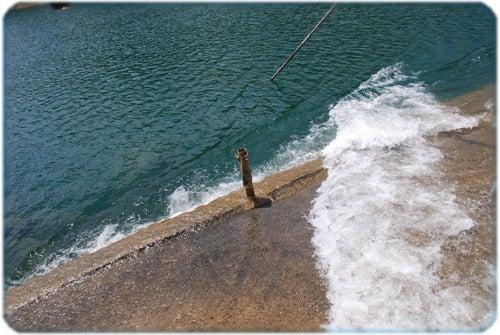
top-left (13, 222), bottom-right (133, 285)
top-left (485, 98), bottom-right (494, 111)
top-left (308, 63), bottom-right (488, 330)
top-left (166, 179), bottom-right (242, 218)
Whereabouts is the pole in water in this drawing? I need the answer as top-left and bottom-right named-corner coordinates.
top-left (270, 3), bottom-right (337, 81)
top-left (236, 148), bottom-right (256, 200)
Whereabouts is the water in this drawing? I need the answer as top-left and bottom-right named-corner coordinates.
top-left (2, 2), bottom-right (495, 327)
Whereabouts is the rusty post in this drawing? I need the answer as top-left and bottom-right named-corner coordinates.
top-left (236, 148), bottom-right (256, 200)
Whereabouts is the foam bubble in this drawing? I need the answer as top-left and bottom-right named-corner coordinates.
top-left (14, 222), bottom-right (134, 285)
top-left (308, 64), bottom-right (485, 330)
top-left (167, 185), bottom-right (193, 217)
top-left (166, 179), bottom-right (242, 218)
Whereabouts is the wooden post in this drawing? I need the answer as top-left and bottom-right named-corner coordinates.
top-left (236, 148), bottom-right (256, 200)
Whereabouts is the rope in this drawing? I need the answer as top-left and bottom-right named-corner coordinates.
top-left (270, 3), bottom-right (338, 81)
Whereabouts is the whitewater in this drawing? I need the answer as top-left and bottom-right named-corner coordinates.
top-left (307, 64), bottom-right (492, 330)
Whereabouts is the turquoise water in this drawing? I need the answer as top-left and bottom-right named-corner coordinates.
top-left (3, 3), bottom-right (495, 287)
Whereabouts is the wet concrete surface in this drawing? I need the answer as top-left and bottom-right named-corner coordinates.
top-left (5, 181), bottom-right (329, 331)
top-left (432, 85), bottom-right (496, 327)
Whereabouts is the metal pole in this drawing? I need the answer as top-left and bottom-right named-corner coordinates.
top-left (236, 148), bottom-right (256, 200)
top-left (270, 3), bottom-right (337, 81)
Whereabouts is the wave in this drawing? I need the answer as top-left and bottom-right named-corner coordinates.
top-left (307, 63), bottom-right (485, 330)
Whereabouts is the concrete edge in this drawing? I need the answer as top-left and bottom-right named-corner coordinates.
top-left (5, 157), bottom-right (326, 314)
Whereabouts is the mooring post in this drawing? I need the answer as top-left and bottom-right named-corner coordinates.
top-left (236, 148), bottom-right (256, 200)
